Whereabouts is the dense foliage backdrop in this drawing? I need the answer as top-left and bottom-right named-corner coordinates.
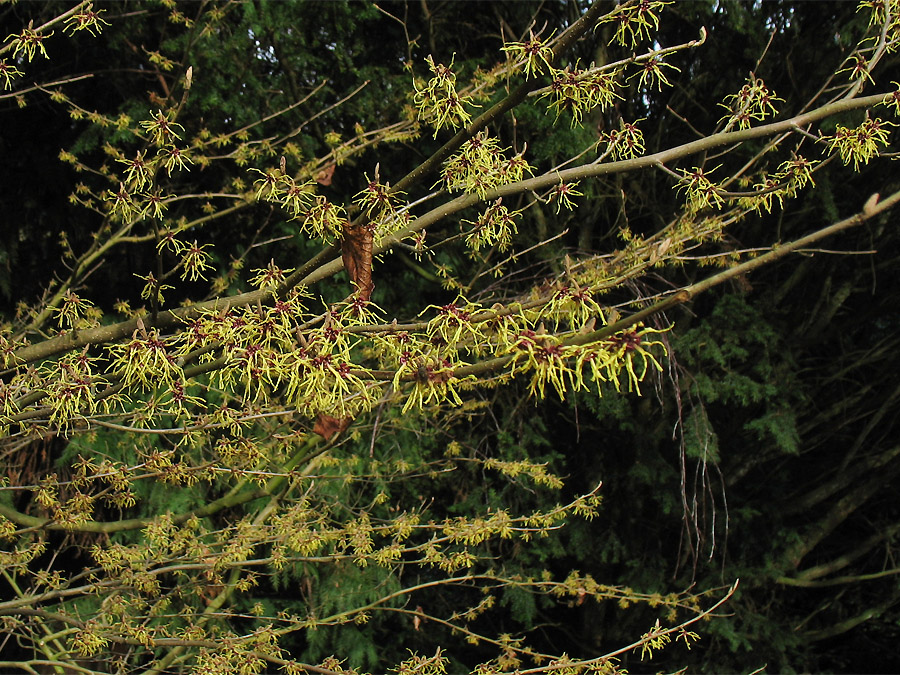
top-left (2, 1), bottom-right (900, 673)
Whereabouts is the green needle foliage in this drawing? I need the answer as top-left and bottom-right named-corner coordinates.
top-left (1, 1), bottom-right (900, 673)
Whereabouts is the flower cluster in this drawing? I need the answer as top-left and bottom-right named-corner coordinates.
top-left (107, 328), bottom-right (183, 393)
top-left (742, 156), bottom-right (818, 214)
top-left (100, 111), bottom-right (197, 221)
top-left (600, 324), bottom-right (667, 394)
top-left (248, 261), bottom-right (296, 290)
top-left (118, 150), bottom-right (153, 190)
top-left (547, 180), bottom-right (584, 213)
top-left (883, 81), bottom-right (900, 115)
top-left (426, 297), bottom-right (485, 356)
top-left (155, 234), bottom-right (215, 281)
top-left (439, 131), bottom-right (532, 198)
top-left (839, 50), bottom-right (877, 86)
top-left (0, 59), bottom-right (23, 90)
top-left (393, 354), bottom-right (464, 414)
top-left (677, 166), bottom-right (725, 211)
top-left (64, 3), bottom-right (111, 36)
top-left (539, 282), bottom-right (605, 331)
top-left (508, 329), bottom-right (577, 399)
top-left (539, 66), bottom-right (622, 127)
top-left (501, 32), bottom-right (555, 79)
top-left (300, 195), bottom-right (347, 241)
top-left (354, 170), bottom-right (403, 217)
top-left (718, 75), bottom-right (783, 130)
top-left (41, 351), bottom-right (106, 429)
top-left (463, 199), bottom-right (521, 252)
top-left (139, 110), bottom-right (193, 175)
top-left (827, 116), bottom-right (895, 169)
top-left (249, 164), bottom-right (315, 217)
top-left (4, 25), bottom-right (52, 62)
top-left (601, 119), bottom-right (646, 160)
top-left (505, 322), bottom-right (667, 401)
top-left (773, 156), bottom-right (817, 194)
top-left (284, 347), bottom-right (374, 418)
top-left (353, 168), bottom-right (410, 241)
top-left (134, 272), bottom-right (174, 306)
top-left (55, 291), bottom-right (97, 331)
top-left (600, 0), bottom-right (673, 48)
top-left (630, 55), bottom-right (680, 92)
top-left (858, 0), bottom-right (900, 28)
top-left (413, 55), bottom-right (476, 137)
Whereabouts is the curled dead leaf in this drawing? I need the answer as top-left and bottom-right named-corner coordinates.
top-left (315, 163), bottom-right (336, 186)
top-left (313, 413), bottom-right (351, 441)
top-left (341, 222), bottom-right (374, 301)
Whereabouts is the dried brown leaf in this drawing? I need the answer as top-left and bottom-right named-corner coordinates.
top-left (313, 413), bottom-right (351, 441)
top-left (341, 222), bottom-right (374, 301)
